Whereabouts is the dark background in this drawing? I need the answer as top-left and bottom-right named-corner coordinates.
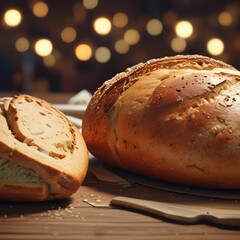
top-left (0, 0), bottom-right (239, 94)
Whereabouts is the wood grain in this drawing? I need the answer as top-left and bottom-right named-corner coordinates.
top-left (1, 170), bottom-right (240, 240)
top-left (0, 93), bottom-right (240, 239)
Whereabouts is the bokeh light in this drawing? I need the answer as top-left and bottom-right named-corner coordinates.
top-left (171, 37), bottom-right (187, 52)
top-left (112, 12), bottom-right (128, 28)
top-left (75, 43), bottom-right (92, 61)
top-left (163, 11), bottom-right (178, 27)
top-left (95, 47), bottom-right (111, 63)
top-left (124, 29), bottom-right (140, 45)
top-left (32, 1), bottom-right (49, 18)
top-left (146, 19), bottom-right (163, 36)
top-left (83, 0), bottom-right (98, 9)
top-left (3, 9), bottom-right (22, 27)
top-left (0, 1), bottom-right (239, 95)
top-left (72, 2), bottom-right (87, 23)
top-left (207, 38), bottom-right (224, 55)
top-left (43, 54), bottom-right (56, 68)
top-left (15, 37), bottom-right (30, 52)
top-left (114, 39), bottom-right (130, 54)
top-left (93, 17), bottom-right (111, 35)
top-left (61, 27), bottom-right (77, 43)
top-left (175, 20), bottom-right (193, 39)
top-left (34, 39), bottom-right (53, 57)
top-left (218, 11), bottom-right (233, 26)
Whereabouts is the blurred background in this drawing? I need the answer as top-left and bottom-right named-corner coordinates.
top-left (0, 0), bottom-right (240, 94)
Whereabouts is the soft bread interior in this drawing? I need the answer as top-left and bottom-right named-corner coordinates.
top-left (0, 94), bottom-right (88, 200)
top-left (4, 95), bottom-right (76, 159)
top-left (0, 157), bottom-right (46, 186)
top-left (0, 156), bottom-right (50, 201)
top-left (0, 156), bottom-right (70, 201)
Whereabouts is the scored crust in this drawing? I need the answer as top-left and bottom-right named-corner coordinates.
top-left (82, 55), bottom-right (240, 189)
top-left (0, 94), bottom-right (88, 201)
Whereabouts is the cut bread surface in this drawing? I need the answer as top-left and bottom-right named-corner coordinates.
top-left (0, 157), bottom-right (46, 185)
top-left (5, 95), bottom-right (76, 159)
top-left (0, 94), bottom-right (88, 201)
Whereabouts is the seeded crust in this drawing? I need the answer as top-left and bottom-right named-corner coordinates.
top-left (82, 55), bottom-right (240, 189)
top-left (0, 94), bottom-right (88, 201)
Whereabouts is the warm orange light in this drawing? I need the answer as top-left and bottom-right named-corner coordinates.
top-left (218, 11), bottom-right (233, 26)
top-left (95, 47), bottom-right (111, 63)
top-left (124, 29), bottom-right (140, 45)
top-left (61, 27), bottom-right (77, 43)
top-left (171, 37), bottom-right (187, 52)
top-left (43, 54), bottom-right (56, 68)
top-left (114, 39), bottom-right (129, 54)
top-left (83, 0), bottom-right (98, 9)
top-left (207, 38), bottom-right (224, 56)
top-left (32, 1), bottom-right (49, 18)
top-left (75, 44), bottom-right (92, 61)
top-left (175, 20), bottom-right (193, 39)
top-left (93, 17), bottom-right (111, 35)
top-left (146, 19), bottom-right (163, 36)
top-left (34, 39), bottom-right (53, 57)
top-left (113, 12), bottom-right (128, 28)
top-left (15, 37), bottom-right (30, 52)
top-left (3, 9), bottom-right (22, 27)
top-left (72, 2), bottom-right (87, 23)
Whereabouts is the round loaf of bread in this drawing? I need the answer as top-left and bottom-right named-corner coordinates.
top-left (82, 55), bottom-right (240, 189)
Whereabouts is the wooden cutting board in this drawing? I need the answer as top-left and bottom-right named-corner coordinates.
top-left (111, 196), bottom-right (240, 227)
top-left (90, 158), bottom-right (240, 227)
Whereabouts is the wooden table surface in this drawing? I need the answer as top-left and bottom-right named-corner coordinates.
top-left (1, 159), bottom-right (240, 240)
top-left (1, 92), bottom-right (240, 239)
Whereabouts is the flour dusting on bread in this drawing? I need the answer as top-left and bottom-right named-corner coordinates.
top-left (82, 55), bottom-right (240, 189)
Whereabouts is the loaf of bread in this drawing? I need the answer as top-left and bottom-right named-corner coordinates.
top-left (0, 94), bottom-right (88, 201)
top-left (82, 55), bottom-right (240, 189)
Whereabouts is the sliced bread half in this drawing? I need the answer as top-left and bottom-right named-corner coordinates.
top-left (0, 94), bottom-right (88, 201)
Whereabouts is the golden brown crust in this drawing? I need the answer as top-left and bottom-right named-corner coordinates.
top-left (0, 183), bottom-right (49, 201)
top-left (0, 94), bottom-right (88, 201)
top-left (0, 183), bottom-right (73, 201)
top-left (82, 55), bottom-right (240, 189)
